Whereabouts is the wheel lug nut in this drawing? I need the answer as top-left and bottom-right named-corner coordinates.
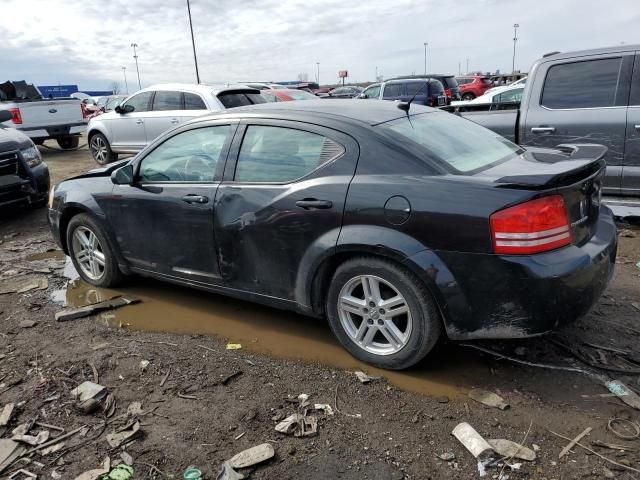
top-left (363, 307), bottom-right (368, 313)
top-left (367, 319), bottom-right (374, 325)
top-left (369, 301), bottom-right (375, 307)
top-left (379, 308), bottom-right (385, 314)
top-left (377, 319), bottom-right (384, 326)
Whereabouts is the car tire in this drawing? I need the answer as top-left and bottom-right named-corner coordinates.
top-left (462, 93), bottom-right (475, 101)
top-left (66, 213), bottom-right (123, 288)
top-left (326, 256), bottom-right (442, 370)
top-left (89, 133), bottom-right (118, 165)
top-left (56, 136), bottom-right (80, 150)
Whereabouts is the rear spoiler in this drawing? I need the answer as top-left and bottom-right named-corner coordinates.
top-left (494, 144), bottom-right (607, 189)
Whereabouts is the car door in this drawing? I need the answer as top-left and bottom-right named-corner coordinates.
top-left (521, 53), bottom-right (633, 194)
top-left (109, 91), bottom-right (153, 151)
top-left (145, 90), bottom-right (183, 144)
top-left (623, 53), bottom-right (640, 195)
top-left (106, 122), bottom-right (236, 284)
top-left (213, 120), bottom-right (359, 301)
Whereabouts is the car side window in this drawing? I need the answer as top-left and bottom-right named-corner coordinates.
top-left (152, 91), bottom-right (182, 111)
top-left (383, 83), bottom-right (402, 98)
top-left (184, 92), bottom-right (207, 110)
top-left (496, 88), bottom-right (523, 103)
top-left (363, 85), bottom-right (380, 98)
top-left (122, 91), bottom-right (153, 113)
top-left (629, 54), bottom-right (640, 106)
top-left (541, 57), bottom-right (623, 109)
top-left (261, 92), bottom-right (279, 103)
top-left (234, 125), bottom-right (344, 183)
top-left (139, 126), bottom-right (231, 182)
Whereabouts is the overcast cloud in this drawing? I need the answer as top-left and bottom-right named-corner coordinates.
top-left (1, 0), bottom-right (639, 91)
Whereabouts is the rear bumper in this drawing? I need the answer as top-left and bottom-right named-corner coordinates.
top-left (0, 162), bottom-right (50, 208)
top-left (410, 206), bottom-right (617, 340)
top-left (19, 124), bottom-right (86, 140)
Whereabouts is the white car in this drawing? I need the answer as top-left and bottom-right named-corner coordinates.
top-left (451, 85), bottom-right (524, 107)
top-left (484, 77), bottom-right (527, 95)
top-left (87, 83), bottom-right (264, 164)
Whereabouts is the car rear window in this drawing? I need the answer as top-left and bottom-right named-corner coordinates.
top-left (481, 77), bottom-right (493, 85)
top-left (217, 92), bottom-right (266, 109)
top-left (380, 112), bottom-right (522, 173)
top-left (443, 77), bottom-right (458, 89)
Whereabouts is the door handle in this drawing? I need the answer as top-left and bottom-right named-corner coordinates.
top-left (531, 127), bottom-right (555, 134)
top-left (170, 118), bottom-right (179, 124)
top-left (295, 199), bottom-right (333, 210)
top-left (136, 119), bottom-right (144, 125)
top-left (181, 194), bottom-right (209, 204)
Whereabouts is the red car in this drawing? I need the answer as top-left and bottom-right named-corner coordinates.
top-left (260, 89), bottom-right (317, 102)
top-left (456, 75), bottom-right (494, 101)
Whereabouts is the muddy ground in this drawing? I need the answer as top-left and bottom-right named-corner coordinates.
top-left (1, 140), bottom-right (640, 479)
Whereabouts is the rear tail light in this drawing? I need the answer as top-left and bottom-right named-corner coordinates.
top-left (8, 108), bottom-right (22, 124)
top-left (80, 103), bottom-right (89, 119)
top-left (444, 88), bottom-right (452, 97)
top-left (490, 195), bottom-right (571, 255)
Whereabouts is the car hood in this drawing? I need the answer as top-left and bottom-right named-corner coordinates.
top-left (0, 126), bottom-right (33, 151)
top-left (65, 158), bottom-right (131, 182)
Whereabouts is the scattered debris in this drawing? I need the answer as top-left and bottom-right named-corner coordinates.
top-left (215, 462), bottom-right (244, 480)
top-left (70, 381), bottom-right (114, 415)
top-left (226, 343), bottom-right (242, 350)
top-left (354, 370), bottom-right (379, 383)
top-left (8, 469), bottom-right (37, 479)
top-left (160, 368), bottom-right (171, 387)
top-left (488, 439), bottom-right (536, 461)
top-left (234, 432), bottom-right (245, 440)
top-left (139, 360), bottom-right (150, 371)
top-left (0, 404), bottom-right (15, 426)
top-left (184, 466), bottom-right (203, 479)
top-left (126, 402), bottom-right (143, 416)
top-left (607, 418), bottom-right (640, 440)
top-left (632, 302), bottom-right (640, 312)
top-left (0, 439), bottom-right (25, 473)
top-left (514, 346), bottom-right (527, 356)
top-left (452, 423), bottom-right (494, 468)
top-left (73, 457), bottom-right (110, 480)
top-left (18, 320), bottom-right (37, 329)
top-left (606, 380), bottom-right (640, 410)
top-left (592, 440), bottom-right (638, 451)
top-left (12, 430), bottom-right (49, 446)
top-left (620, 229), bottom-right (637, 238)
top-left (120, 451), bottom-right (134, 466)
top-left (228, 443), bottom-right (275, 469)
top-left (438, 452), bottom-right (455, 461)
top-left (559, 427), bottom-right (592, 458)
top-left (106, 421), bottom-right (142, 448)
top-left (314, 404), bottom-right (334, 416)
top-left (102, 464), bottom-right (134, 479)
top-left (275, 413), bottom-right (318, 437)
top-left (221, 370), bottom-right (243, 385)
top-left (548, 429), bottom-right (640, 474)
top-left (468, 389), bottom-right (509, 410)
top-left (0, 276), bottom-right (48, 295)
top-left (55, 297), bottom-right (140, 322)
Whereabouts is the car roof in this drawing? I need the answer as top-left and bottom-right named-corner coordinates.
top-left (191, 98), bottom-right (435, 126)
top-left (140, 83), bottom-right (259, 95)
top-left (537, 43), bottom-right (640, 62)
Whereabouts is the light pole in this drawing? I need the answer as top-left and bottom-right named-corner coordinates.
top-left (121, 66), bottom-right (129, 95)
top-left (423, 42), bottom-right (428, 75)
top-left (316, 62), bottom-right (320, 85)
top-left (466, 58), bottom-right (469, 74)
top-left (458, 61), bottom-right (461, 76)
top-left (512, 23), bottom-right (519, 73)
top-left (375, 66), bottom-right (378, 81)
top-left (130, 43), bottom-right (141, 89)
top-left (186, 0), bottom-right (201, 83)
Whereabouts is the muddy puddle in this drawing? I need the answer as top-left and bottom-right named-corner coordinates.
top-left (25, 250), bottom-right (66, 262)
top-left (52, 258), bottom-right (485, 399)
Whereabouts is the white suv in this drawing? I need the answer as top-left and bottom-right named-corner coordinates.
top-left (87, 83), bottom-right (264, 164)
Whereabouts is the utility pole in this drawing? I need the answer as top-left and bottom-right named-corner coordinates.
top-left (121, 66), bottom-right (128, 95)
top-left (186, 0), bottom-right (200, 83)
top-left (466, 58), bottom-right (469, 74)
top-left (375, 66), bottom-right (378, 81)
top-left (458, 61), bottom-right (461, 76)
top-left (512, 23), bottom-right (519, 73)
top-left (423, 42), bottom-right (428, 75)
top-left (130, 43), bottom-right (141, 89)
top-left (316, 62), bottom-right (320, 85)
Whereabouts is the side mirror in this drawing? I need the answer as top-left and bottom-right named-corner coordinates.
top-left (0, 110), bottom-right (13, 123)
top-left (111, 164), bottom-right (134, 185)
top-left (115, 104), bottom-right (134, 114)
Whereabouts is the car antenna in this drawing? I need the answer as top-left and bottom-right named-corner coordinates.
top-left (397, 81), bottom-right (427, 112)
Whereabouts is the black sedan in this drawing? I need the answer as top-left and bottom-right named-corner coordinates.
top-left (48, 100), bottom-right (616, 370)
top-left (327, 86), bottom-right (364, 98)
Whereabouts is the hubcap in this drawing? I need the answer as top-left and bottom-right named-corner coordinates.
top-left (91, 137), bottom-right (107, 163)
top-left (71, 226), bottom-right (106, 281)
top-left (337, 275), bottom-right (412, 356)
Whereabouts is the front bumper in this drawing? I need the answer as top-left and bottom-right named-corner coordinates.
top-left (0, 162), bottom-right (50, 208)
top-left (419, 206), bottom-right (617, 340)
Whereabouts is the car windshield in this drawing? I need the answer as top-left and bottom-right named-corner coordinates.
top-left (288, 90), bottom-right (316, 100)
top-left (443, 77), bottom-right (458, 88)
top-left (380, 112), bottom-right (522, 173)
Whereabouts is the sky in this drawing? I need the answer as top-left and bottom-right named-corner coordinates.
top-left (1, 0), bottom-right (639, 92)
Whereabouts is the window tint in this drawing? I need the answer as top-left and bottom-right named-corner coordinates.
top-left (184, 92), bottom-right (207, 110)
top-left (152, 91), bottom-right (182, 111)
top-left (139, 126), bottom-right (231, 182)
top-left (495, 88), bottom-right (523, 103)
top-left (383, 83), bottom-right (402, 98)
top-left (429, 80), bottom-right (445, 95)
top-left (405, 82), bottom-right (427, 96)
top-left (363, 85), bottom-right (380, 98)
top-left (218, 92), bottom-right (266, 109)
top-left (235, 126), bottom-right (344, 183)
top-left (541, 58), bottom-right (623, 109)
top-left (123, 91), bottom-right (153, 113)
top-left (382, 112), bottom-right (522, 173)
top-left (443, 77), bottom-right (458, 89)
top-left (629, 55), bottom-right (640, 106)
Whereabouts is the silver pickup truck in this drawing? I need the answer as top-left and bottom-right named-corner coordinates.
top-left (445, 45), bottom-right (640, 200)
